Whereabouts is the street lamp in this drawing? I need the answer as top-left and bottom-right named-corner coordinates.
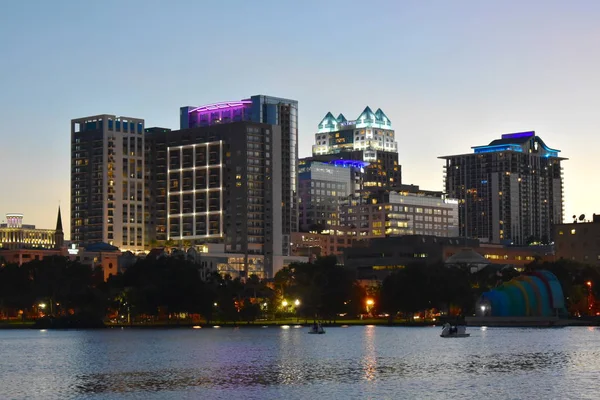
top-left (39, 303), bottom-right (47, 309)
top-left (587, 281), bottom-right (594, 314)
top-left (365, 298), bottom-right (375, 316)
top-left (282, 300), bottom-right (288, 307)
top-left (294, 299), bottom-right (300, 307)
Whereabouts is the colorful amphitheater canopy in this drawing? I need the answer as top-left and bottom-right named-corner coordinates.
top-left (477, 270), bottom-right (568, 317)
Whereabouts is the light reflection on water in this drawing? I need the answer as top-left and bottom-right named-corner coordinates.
top-left (1, 327), bottom-right (600, 399)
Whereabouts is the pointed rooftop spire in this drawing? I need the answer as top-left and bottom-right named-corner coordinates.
top-left (317, 112), bottom-right (339, 132)
top-left (356, 106), bottom-right (375, 124)
top-left (56, 206), bottom-right (63, 232)
top-left (374, 108), bottom-right (392, 127)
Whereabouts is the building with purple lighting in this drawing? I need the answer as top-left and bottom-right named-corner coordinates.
top-left (312, 107), bottom-right (401, 190)
top-left (181, 95), bottom-right (298, 254)
top-left (440, 131), bottom-right (566, 245)
top-left (145, 120), bottom-right (297, 278)
top-left (181, 101), bottom-right (253, 129)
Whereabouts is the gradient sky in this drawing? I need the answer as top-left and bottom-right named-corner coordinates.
top-left (1, 1), bottom-right (599, 239)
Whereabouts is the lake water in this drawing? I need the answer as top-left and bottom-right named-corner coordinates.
top-left (1, 325), bottom-right (599, 399)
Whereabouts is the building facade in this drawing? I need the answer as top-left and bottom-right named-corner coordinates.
top-left (0, 211), bottom-right (62, 250)
top-left (554, 215), bottom-right (600, 265)
top-left (311, 107), bottom-right (401, 189)
top-left (343, 235), bottom-right (552, 281)
top-left (144, 127), bottom-right (172, 245)
top-left (71, 115), bottom-right (146, 252)
top-left (181, 95), bottom-right (299, 253)
top-left (440, 131), bottom-right (566, 245)
top-left (344, 235), bottom-right (480, 280)
top-left (341, 186), bottom-right (459, 238)
top-left (146, 121), bottom-right (284, 278)
top-left (298, 158), bottom-right (366, 231)
top-left (291, 227), bottom-right (359, 259)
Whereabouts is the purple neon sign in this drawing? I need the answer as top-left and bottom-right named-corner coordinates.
top-left (188, 100), bottom-right (252, 114)
top-left (501, 131), bottom-right (535, 140)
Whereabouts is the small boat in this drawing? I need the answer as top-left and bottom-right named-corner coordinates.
top-left (308, 322), bottom-right (325, 334)
top-left (440, 323), bottom-right (470, 338)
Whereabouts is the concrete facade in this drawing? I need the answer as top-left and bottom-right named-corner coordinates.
top-left (554, 216), bottom-right (600, 265)
top-left (71, 115), bottom-right (146, 253)
top-left (145, 121), bottom-right (284, 278)
top-left (440, 131), bottom-right (566, 245)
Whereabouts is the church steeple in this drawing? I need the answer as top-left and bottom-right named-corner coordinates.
top-left (56, 206), bottom-right (63, 231)
top-left (54, 206), bottom-right (64, 249)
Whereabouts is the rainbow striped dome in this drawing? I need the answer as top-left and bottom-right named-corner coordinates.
top-left (478, 270), bottom-right (567, 317)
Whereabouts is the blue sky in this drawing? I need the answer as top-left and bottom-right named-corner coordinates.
top-left (1, 1), bottom-right (599, 238)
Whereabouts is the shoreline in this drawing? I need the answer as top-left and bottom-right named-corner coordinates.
top-left (1, 318), bottom-right (598, 330)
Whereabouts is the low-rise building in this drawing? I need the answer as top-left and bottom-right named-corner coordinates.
top-left (0, 209), bottom-right (63, 250)
top-left (291, 228), bottom-right (361, 259)
top-left (554, 215), bottom-right (600, 265)
top-left (341, 186), bottom-right (459, 238)
top-left (0, 242), bottom-right (122, 282)
top-left (344, 235), bottom-right (477, 280)
top-left (184, 243), bottom-right (307, 279)
top-left (343, 235), bottom-right (553, 281)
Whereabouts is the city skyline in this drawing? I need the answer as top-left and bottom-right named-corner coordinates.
top-left (2, 1), bottom-right (600, 238)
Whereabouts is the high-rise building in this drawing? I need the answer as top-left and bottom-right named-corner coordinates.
top-left (440, 131), bottom-right (566, 245)
top-left (147, 121), bottom-right (284, 278)
top-left (144, 127), bottom-right (171, 246)
top-left (298, 158), bottom-right (366, 232)
top-left (71, 115), bottom-right (146, 252)
top-left (180, 95), bottom-right (298, 254)
top-left (311, 107), bottom-right (401, 190)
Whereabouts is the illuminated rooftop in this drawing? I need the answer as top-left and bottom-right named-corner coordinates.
top-left (317, 106), bottom-right (392, 133)
top-left (187, 100), bottom-right (252, 114)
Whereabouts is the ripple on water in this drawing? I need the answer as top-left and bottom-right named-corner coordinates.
top-left (1, 327), bottom-right (600, 399)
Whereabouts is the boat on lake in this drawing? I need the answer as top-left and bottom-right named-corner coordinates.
top-left (440, 323), bottom-right (470, 338)
top-left (308, 321), bottom-right (325, 334)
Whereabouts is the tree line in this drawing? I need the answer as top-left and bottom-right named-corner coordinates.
top-left (0, 254), bottom-right (598, 326)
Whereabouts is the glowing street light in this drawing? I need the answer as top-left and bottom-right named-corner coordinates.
top-left (587, 281), bottom-right (593, 287)
top-left (282, 300), bottom-right (288, 307)
top-left (294, 299), bottom-right (300, 306)
top-left (366, 299), bottom-right (374, 307)
top-left (39, 303), bottom-right (47, 309)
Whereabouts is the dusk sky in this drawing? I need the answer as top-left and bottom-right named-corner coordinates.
top-left (1, 1), bottom-right (599, 238)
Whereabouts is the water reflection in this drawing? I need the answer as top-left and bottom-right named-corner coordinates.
top-left (71, 349), bottom-right (574, 395)
top-left (362, 324), bottom-right (377, 382)
top-left (2, 327), bottom-right (600, 399)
